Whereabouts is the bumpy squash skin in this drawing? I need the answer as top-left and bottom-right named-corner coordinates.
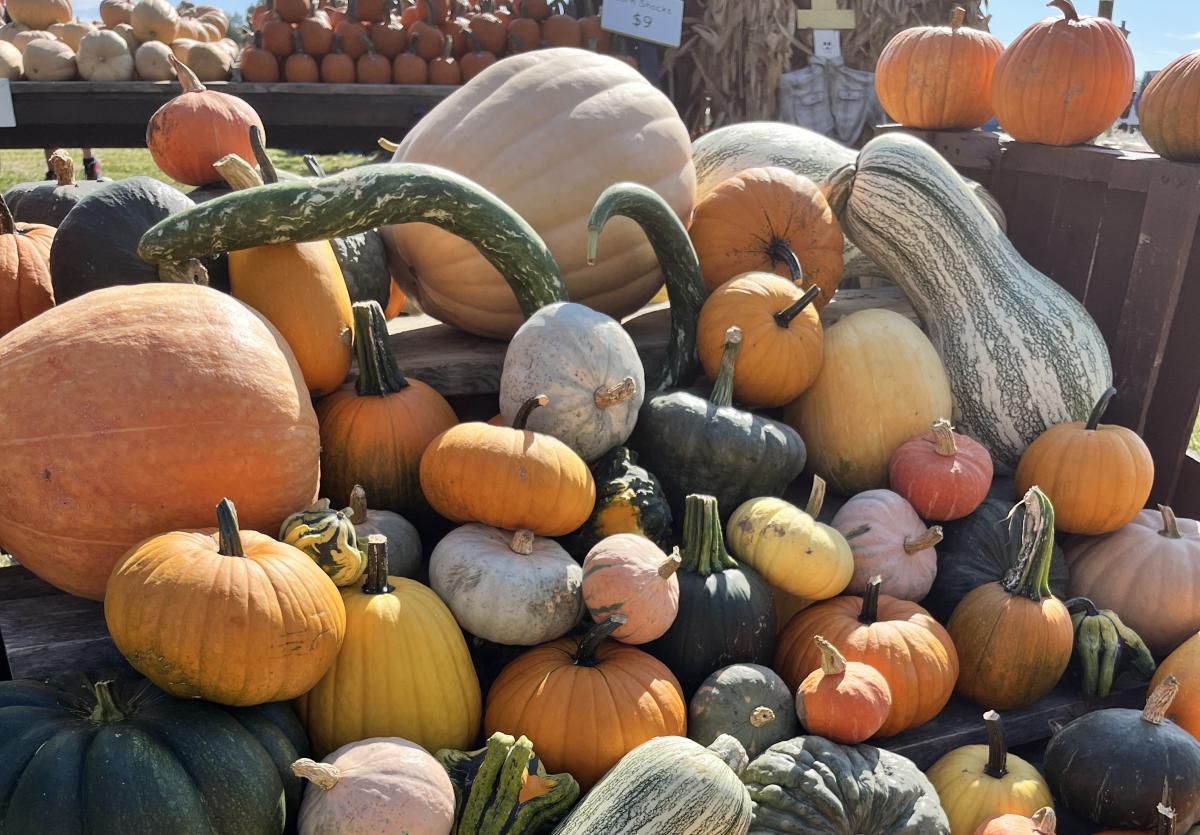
top-left (567, 446), bottom-right (673, 559)
top-left (689, 663), bottom-right (797, 758)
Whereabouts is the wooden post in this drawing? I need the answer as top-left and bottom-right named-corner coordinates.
top-left (1098, 0), bottom-right (1114, 19)
top-left (795, 0), bottom-right (856, 61)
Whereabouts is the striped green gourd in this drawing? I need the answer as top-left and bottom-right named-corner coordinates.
top-left (826, 133), bottom-right (1112, 472)
top-left (137, 163), bottom-right (569, 320)
top-left (552, 734), bottom-right (751, 835)
top-left (280, 499), bottom-right (364, 587)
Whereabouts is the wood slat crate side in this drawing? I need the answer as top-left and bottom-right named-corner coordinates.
top-left (1083, 183), bottom-right (1147, 348)
top-left (1173, 454), bottom-right (1200, 519)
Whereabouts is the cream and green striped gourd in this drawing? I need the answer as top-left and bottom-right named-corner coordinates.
top-left (827, 133), bottom-right (1112, 472)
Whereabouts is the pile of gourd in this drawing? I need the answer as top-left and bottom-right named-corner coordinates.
top-left (3, 4), bottom-right (1200, 833)
top-left (0, 0), bottom-right (238, 81)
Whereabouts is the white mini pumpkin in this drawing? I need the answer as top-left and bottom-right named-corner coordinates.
top-left (830, 489), bottom-right (943, 602)
top-left (22, 38), bottom-right (75, 79)
top-left (48, 20), bottom-right (95, 49)
top-left (0, 23), bottom-right (28, 45)
top-left (349, 485), bottom-right (422, 579)
top-left (134, 39), bottom-right (174, 79)
top-left (0, 41), bottom-right (22, 78)
top-left (500, 301), bottom-right (645, 463)
top-left (130, 0), bottom-right (178, 43)
top-left (13, 29), bottom-right (54, 53)
top-left (430, 523), bottom-right (583, 646)
top-left (184, 39), bottom-right (230, 80)
top-left (77, 28), bottom-right (133, 80)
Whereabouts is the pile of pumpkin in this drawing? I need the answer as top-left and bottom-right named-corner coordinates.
top-left (3, 8), bottom-right (1200, 834)
top-left (242, 0), bottom-right (630, 85)
top-left (0, 0), bottom-right (239, 81)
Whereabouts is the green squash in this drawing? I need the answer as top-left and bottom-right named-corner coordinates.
top-left (3, 150), bottom-right (108, 226)
top-left (437, 732), bottom-right (580, 834)
top-left (922, 494), bottom-right (1071, 623)
top-left (743, 736), bottom-right (950, 834)
top-left (689, 663), bottom-right (797, 758)
top-left (646, 494), bottom-right (776, 697)
top-left (0, 671), bottom-right (309, 834)
top-left (567, 446), bottom-right (673, 560)
top-left (280, 499), bottom-right (365, 587)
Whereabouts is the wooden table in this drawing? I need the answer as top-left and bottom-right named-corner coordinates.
top-left (1, 81), bottom-right (455, 151)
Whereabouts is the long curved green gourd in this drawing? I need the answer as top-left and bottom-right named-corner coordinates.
top-left (825, 133), bottom-right (1112, 472)
top-left (138, 163), bottom-right (569, 318)
top-left (587, 183), bottom-right (706, 392)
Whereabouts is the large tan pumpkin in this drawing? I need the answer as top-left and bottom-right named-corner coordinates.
top-left (0, 284), bottom-right (321, 600)
top-left (386, 47), bottom-right (695, 339)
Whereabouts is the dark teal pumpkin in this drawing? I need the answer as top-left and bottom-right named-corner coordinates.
top-left (0, 671), bottom-right (309, 834)
top-left (3, 151), bottom-right (108, 226)
top-left (566, 446), bottom-right (673, 560)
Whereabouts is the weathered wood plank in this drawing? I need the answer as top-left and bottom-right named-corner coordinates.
top-left (0, 564), bottom-right (65, 602)
top-left (0, 593), bottom-right (129, 681)
top-left (1044, 176), bottom-right (1109, 303)
top-left (1082, 183), bottom-right (1146, 349)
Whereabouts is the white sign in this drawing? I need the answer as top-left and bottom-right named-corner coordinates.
top-left (0, 80), bottom-right (15, 129)
top-left (601, 0), bottom-right (684, 48)
top-left (812, 30), bottom-right (843, 60)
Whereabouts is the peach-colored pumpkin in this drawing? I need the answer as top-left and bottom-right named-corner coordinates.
top-left (830, 489), bottom-right (942, 603)
top-left (582, 533), bottom-right (681, 644)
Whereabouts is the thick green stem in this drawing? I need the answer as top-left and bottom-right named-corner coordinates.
top-left (1064, 596), bottom-right (1100, 617)
top-left (709, 326), bottom-right (741, 408)
top-left (88, 680), bottom-right (126, 724)
top-left (361, 534), bottom-right (392, 594)
top-left (574, 616), bottom-right (624, 665)
top-left (216, 498), bottom-right (245, 557)
top-left (353, 301), bottom-right (409, 396)
top-left (982, 710), bottom-right (1008, 779)
top-left (773, 285), bottom-right (820, 328)
top-left (1085, 386), bottom-right (1117, 430)
top-left (679, 494), bottom-right (736, 576)
top-left (1000, 487), bottom-right (1056, 601)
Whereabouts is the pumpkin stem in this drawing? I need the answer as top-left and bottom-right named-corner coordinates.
top-left (291, 758), bottom-right (341, 790)
top-left (573, 615), bottom-right (625, 666)
top-left (805, 475), bottom-right (827, 518)
top-left (510, 529), bottom-right (535, 555)
top-left (1000, 487), bottom-right (1056, 602)
top-left (1031, 807), bottom-right (1057, 835)
top-left (949, 5), bottom-right (965, 28)
top-left (587, 183), bottom-right (705, 392)
top-left (361, 534), bottom-right (393, 594)
top-left (352, 300), bottom-right (409, 396)
top-left (1064, 596), bottom-right (1100, 617)
top-left (766, 239), bottom-right (804, 285)
top-left (1143, 675), bottom-right (1180, 725)
top-left (216, 498), bottom-right (245, 558)
top-left (680, 493), bottom-right (736, 576)
top-left (349, 484), bottom-right (369, 525)
top-left (658, 549), bottom-right (682, 578)
top-left (773, 285), bottom-right (821, 328)
top-left (814, 635), bottom-right (847, 675)
top-left (707, 734), bottom-right (749, 776)
top-left (249, 126), bottom-right (278, 185)
top-left (858, 575), bottom-right (882, 625)
top-left (1158, 505), bottom-right (1182, 539)
top-left (1085, 386), bottom-right (1117, 430)
top-left (513, 394), bottom-right (549, 430)
top-left (157, 258), bottom-right (210, 285)
top-left (748, 706), bottom-right (775, 728)
top-left (303, 154), bottom-right (327, 177)
top-left (709, 326), bottom-right (742, 408)
top-left (49, 149), bottom-right (74, 187)
top-left (1155, 803), bottom-right (1177, 835)
top-left (982, 710), bottom-right (1009, 779)
top-left (168, 52), bottom-right (207, 93)
top-left (1046, 0), bottom-right (1080, 22)
top-left (930, 419), bottom-right (958, 456)
top-left (822, 164), bottom-right (856, 219)
top-left (88, 680), bottom-right (126, 724)
top-left (903, 526), bottom-right (943, 554)
top-left (0, 195), bottom-right (13, 237)
top-left (214, 154), bottom-right (264, 191)
top-left (378, 136), bottom-right (400, 153)
top-left (593, 377), bottom-right (637, 410)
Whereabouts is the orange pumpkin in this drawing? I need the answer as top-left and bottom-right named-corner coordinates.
top-left (240, 31), bottom-right (282, 82)
top-left (409, 4), bottom-right (443, 58)
top-left (696, 275), bottom-right (822, 408)
top-left (0, 283), bottom-right (320, 600)
top-left (875, 6), bottom-right (1004, 130)
top-left (460, 30), bottom-right (495, 81)
top-left (146, 54), bottom-right (264, 186)
top-left (949, 487), bottom-right (1074, 710)
top-left (392, 39), bottom-right (428, 83)
top-left (1152, 629), bottom-right (1200, 740)
top-left (356, 34), bottom-right (392, 81)
top-left (105, 499), bottom-right (346, 706)
top-left (298, 9), bottom-right (336, 56)
top-left (469, 5), bottom-right (507, 54)
top-left (991, 0), bottom-right (1134, 146)
top-left (1139, 49), bottom-right (1200, 163)
top-left (889, 418), bottom-right (993, 522)
top-left (483, 616), bottom-right (686, 789)
top-left (1015, 387), bottom-right (1153, 535)
top-left (285, 37), bottom-right (322, 81)
top-left (275, 0), bottom-right (312, 23)
top-left (796, 635), bottom-right (892, 744)
top-left (541, 4), bottom-right (578, 47)
top-left (369, 8), bottom-right (407, 56)
top-left (420, 395), bottom-right (594, 536)
top-left (0, 193), bottom-right (54, 337)
top-left (336, 10), bottom-right (370, 57)
top-left (775, 575), bottom-right (958, 737)
top-left (506, 15), bottom-right (538, 52)
top-left (317, 301), bottom-right (456, 516)
top-left (260, 13), bottom-right (295, 57)
top-left (356, 0), bottom-right (386, 22)
top-left (429, 34), bottom-right (459, 84)
top-left (439, 15), bottom-right (468, 57)
top-left (321, 39), bottom-right (357, 82)
top-left (975, 808), bottom-right (1058, 835)
top-left (688, 166), bottom-right (843, 306)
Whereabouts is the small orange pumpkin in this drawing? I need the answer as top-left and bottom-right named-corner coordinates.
top-left (321, 37), bottom-right (357, 82)
top-left (889, 419), bottom-right (993, 522)
top-left (506, 15), bottom-right (538, 52)
top-left (469, 4), bottom-right (507, 53)
top-left (541, 1), bottom-right (578, 47)
top-left (275, 0), bottom-right (312, 23)
top-left (284, 33), bottom-right (322, 81)
top-left (298, 9), bottom-right (335, 56)
top-left (1139, 49), bottom-right (1200, 163)
top-left (460, 30), bottom-right (495, 81)
top-left (370, 6), bottom-right (407, 56)
top-left (260, 12), bottom-right (295, 57)
top-left (392, 36), bottom-right (428, 83)
top-left (356, 33), bottom-right (392, 81)
top-left (428, 33), bottom-right (460, 84)
top-left (240, 31), bottom-right (281, 82)
top-left (0, 193), bottom-right (54, 337)
top-left (796, 635), bottom-right (892, 744)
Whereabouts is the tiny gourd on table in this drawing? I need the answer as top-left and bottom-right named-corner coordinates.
top-left (646, 493), bottom-right (777, 697)
top-left (347, 484), bottom-right (422, 579)
top-left (689, 663), bottom-right (798, 758)
top-left (795, 636), bottom-right (892, 744)
top-left (296, 537), bottom-right (482, 758)
top-left (925, 710), bottom-right (1053, 835)
top-left (0, 192), bottom-right (53, 338)
top-left (436, 732), bottom-right (580, 835)
top-left (889, 419), bottom-right (993, 522)
top-left (280, 497), bottom-right (365, 587)
top-left (831, 488), bottom-right (943, 603)
top-left (567, 446), bottom-right (674, 560)
top-left (581, 533), bottom-right (680, 645)
top-left (3, 150), bottom-right (107, 226)
top-left (104, 498), bottom-right (346, 707)
top-left (317, 300), bottom-right (458, 517)
top-left (292, 737), bottom-right (456, 835)
top-left (431, 525), bottom-right (583, 646)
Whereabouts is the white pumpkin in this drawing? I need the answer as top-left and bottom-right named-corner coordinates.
top-left (130, 0), bottom-right (179, 43)
top-left (0, 41), bottom-right (23, 78)
top-left (77, 28), bottom-right (133, 80)
top-left (99, 0), bottom-right (134, 27)
top-left (500, 302), bottom-right (645, 463)
top-left (13, 29), bottom-right (54, 53)
top-left (134, 39), bottom-right (174, 79)
top-left (184, 39), bottom-right (230, 80)
top-left (6, 0), bottom-right (71, 30)
top-left (0, 23), bottom-right (29, 44)
top-left (349, 485), bottom-right (422, 579)
top-left (22, 38), bottom-right (75, 79)
top-left (48, 20), bottom-right (95, 49)
top-left (830, 489), bottom-right (942, 602)
top-left (112, 22), bottom-right (140, 56)
top-left (430, 523), bottom-right (583, 646)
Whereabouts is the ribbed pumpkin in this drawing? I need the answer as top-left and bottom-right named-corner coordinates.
top-left (696, 275), bottom-right (823, 408)
top-left (687, 166), bottom-right (843, 306)
top-left (796, 636), bottom-right (892, 744)
top-left (1139, 50), bottom-right (1200, 163)
top-left (890, 419), bottom-right (993, 522)
top-left (775, 576), bottom-right (959, 737)
top-left (582, 533), bottom-right (681, 645)
top-left (0, 283), bottom-right (320, 600)
top-left (689, 663), bottom-right (797, 758)
top-left (280, 498), bottom-right (365, 587)
top-left (386, 48), bottom-right (695, 338)
top-left (975, 808), bottom-right (1058, 835)
top-left (948, 487), bottom-right (1073, 710)
top-left (318, 300), bottom-right (457, 516)
top-left (483, 616), bottom-right (687, 790)
top-left (0, 193), bottom-right (54, 338)
top-left (785, 308), bottom-right (953, 495)
top-left (105, 499), bottom-right (346, 706)
top-left (1015, 387), bottom-right (1153, 535)
top-left (1154, 631), bottom-right (1200, 740)
top-left (146, 54), bottom-right (263, 185)
top-left (831, 489), bottom-right (943, 603)
top-left (875, 6), bottom-right (1004, 130)
top-left (295, 537), bottom-right (482, 758)
top-left (420, 395), bottom-right (595, 536)
top-left (926, 710), bottom-right (1054, 835)
top-left (991, 0), bottom-right (1134, 146)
